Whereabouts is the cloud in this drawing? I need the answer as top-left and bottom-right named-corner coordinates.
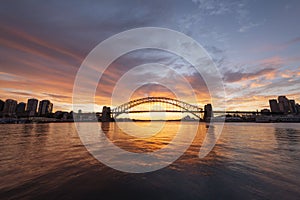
top-left (90, 48), bottom-right (215, 107)
top-left (8, 91), bottom-right (33, 97)
top-left (1, 0), bottom-right (300, 112)
top-left (257, 56), bottom-right (283, 66)
top-left (224, 68), bottom-right (275, 83)
top-left (191, 0), bottom-right (264, 33)
top-left (42, 93), bottom-right (70, 99)
top-left (257, 37), bottom-right (300, 53)
top-left (249, 80), bottom-right (271, 89)
top-left (191, 0), bottom-right (238, 16)
top-left (286, 37), bottom-right (300, 46)
top-left (0, 72), bottom-right (23, 81)
top-left (238, 21), bottom-right (264, 33)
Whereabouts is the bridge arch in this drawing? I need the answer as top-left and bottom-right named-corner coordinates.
top-left (111, 97), bottom-right (203, 120)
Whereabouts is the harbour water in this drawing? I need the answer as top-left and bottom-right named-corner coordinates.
top-left (0, 122), bottom-right (299, 199)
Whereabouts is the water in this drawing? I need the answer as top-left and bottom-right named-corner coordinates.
top-left (0, 122), bottom-right (299, 199)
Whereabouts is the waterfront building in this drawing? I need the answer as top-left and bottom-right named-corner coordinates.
top-left (269, 99), bottom-right (280, 113)
top-left (54, 111), bottom-right (71, 120)
top-left (278, 96), bottom-right (291, 113)
top-left (38, 100), bottom-right (53, 116)
top-left (3, 99), bottom-right (17, 116)
top-left (289, 100), bottom-right (296, 113)
top-left (16, 102), bottom-right (26, 113)
top-left (49, 103), bottom-right (53, 114)
top-left (0, 99), bottom-right (4, 112)
top-left (296, 103), bottom-right (300, 114)
top-left (269, 96), bottom-right (299, 115)
top-left (26, 98), bottom-right (38, 117)
top-left (261, 109), bottom-right (270, 114)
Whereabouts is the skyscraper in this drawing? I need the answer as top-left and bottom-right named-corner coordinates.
top-left (278, 96), bottom-right (290, 113)
top-left (16, 102), bottom-right (26, 113)
top-left (289, 100), bottom-right (296, 113)
top-left (26, 98), bottom-right (38, 117)
top-left (269, 99), bottom-right (280, 113)
top-left (3, 99), bottom-right (17, 116)
top-left (296, 103), bottom-right (300, 114)
top-left (0, 99), bottom-right (4, 112)
top-left (38, 100), bottom-right (53, 116)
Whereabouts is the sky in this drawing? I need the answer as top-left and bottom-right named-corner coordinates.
top-left (1, 0), bottom-right (300, 112)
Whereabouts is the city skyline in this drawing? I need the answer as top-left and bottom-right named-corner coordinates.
top-left (0, 98), bottom-right (53, 117)
top-left (1, 95), bottom-right (300, 123)
top-left (1, 0), bottom-right (300, 112)
top-left (1, 94), bottom-right (299, 114)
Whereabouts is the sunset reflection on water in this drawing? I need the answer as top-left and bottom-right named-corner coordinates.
top-left (1, 122), bottom-right (300, 199)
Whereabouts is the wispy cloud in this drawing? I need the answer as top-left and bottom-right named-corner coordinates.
top-left (0, 72), bottom-right (24, 82)
top-left (224, 68), bottom-right (275, 83)
top-left (238, 21), bottom-right (265, 33)
top-left (258, 37), bottom-right (300, 53)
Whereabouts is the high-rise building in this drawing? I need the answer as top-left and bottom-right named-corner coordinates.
top-left (0, 99), bottom-right (5, 112)
top-left (38, 100), bottom-right (53, 116)
top-left (16, 102), bottom-right (26, 113)
top-left (3, 99), bottom-right (17, 116)
top-left (296, 103), bottom-right (300, 114)
top-left (49, 103), bottom-right (53, 114)
top-left (26, 98), bottom-right (38, 116)
top-left (289, 100), bottom-right (296, 113)
top-left (278, 96), bottom-right (290, 113)
top-left (269, 99), bottom-right (280, 113)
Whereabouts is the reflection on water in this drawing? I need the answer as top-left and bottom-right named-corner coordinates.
top-left (102, 122), bottom-right (180, 153)
top-left (0, 122), bottom-right (300, 199)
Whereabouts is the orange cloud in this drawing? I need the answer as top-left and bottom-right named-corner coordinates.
top-left (250, 82), bottom-right (269, 88)
top-left (264, 70), bottom-right (277, 80)
top-left (1, 25), bottom-right (81, 61)
top-left (258, 56), bottom-right (283, 66)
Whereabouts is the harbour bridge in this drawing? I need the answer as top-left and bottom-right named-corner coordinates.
top-left (111, 96), bottom-right (204, 119)
top-left (97, 96), bottom-right (260, 121)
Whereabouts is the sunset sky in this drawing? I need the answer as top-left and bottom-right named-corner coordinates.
top-left (1, 0), bottom-right (300, 112)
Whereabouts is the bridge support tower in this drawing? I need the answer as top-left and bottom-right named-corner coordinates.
top-left (204, 104), bottom-right (213, 122)
top-left (101, 106), bottom-right (113, 122)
